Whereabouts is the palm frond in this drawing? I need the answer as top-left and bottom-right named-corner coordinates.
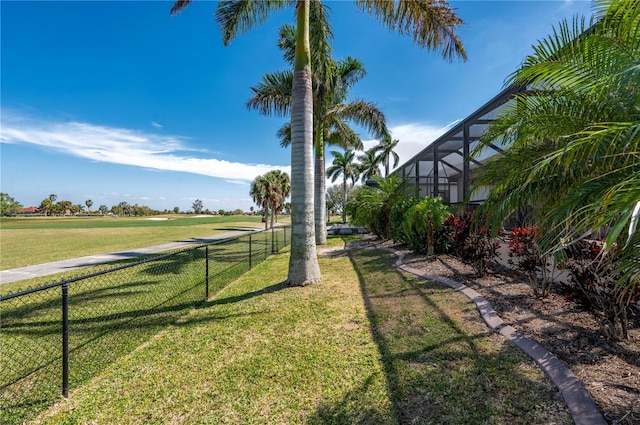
top-left (355, 0), bottom-right (466, 61)
top-left (324, 124), bottom-right (362, 151)
top-left (170, 0), bottom-right (192, 15)
top-left (215, 0), bottom-right (294, 46)
top-left (324, 100), bottom-right (388, 140)
top-left (278, 122), bottom-right (291, 148)
top-left (246, 70), bottom-right (293, 116)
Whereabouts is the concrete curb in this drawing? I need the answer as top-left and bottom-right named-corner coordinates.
top-left (384, 248), bottom-right (607, 425)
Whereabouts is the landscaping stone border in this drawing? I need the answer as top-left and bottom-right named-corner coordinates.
top-left (388, 248), bottom-right (607, 425)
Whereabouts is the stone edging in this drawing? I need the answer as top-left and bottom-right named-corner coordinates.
top-left (385, 248), bottom-right (607, 425)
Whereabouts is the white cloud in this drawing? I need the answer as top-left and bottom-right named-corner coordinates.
top-left (1, 112), bottom-right (289, 182)
top-left (151, 121), bottom-right (163, 129)
top-left (361, 121), bottom-right (456, 173)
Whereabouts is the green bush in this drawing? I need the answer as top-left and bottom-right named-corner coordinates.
top-left (401, 197), bottom-right (449, 256)
top-left (389, 197), bottom-right (420, 244)
top-left (347, 176), bottom-right (406, 240)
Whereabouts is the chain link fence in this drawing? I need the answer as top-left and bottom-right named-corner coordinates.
top-left (1, 226), bottom-right (289, 424)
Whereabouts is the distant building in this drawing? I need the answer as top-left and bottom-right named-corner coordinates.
top-left (22, 206), bottom-right (39, 214)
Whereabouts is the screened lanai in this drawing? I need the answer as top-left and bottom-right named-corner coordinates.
top-left (394, 84), bottom-right (524, 205)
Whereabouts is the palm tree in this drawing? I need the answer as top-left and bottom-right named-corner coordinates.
top-left (171, 0), bottom-right (467, 286)
top-left (472, 0), bottom-right (639, 305)
top-left (38, 198), bottom-right (53, 216)
top-left (327, 149), bottom-right (359, 223)
top-left (357, 148), bottom-right (382, 183)
top-left (374, 136), bottom-right (400, 177)
top-left (248, 22), bottom-right (387, 245)
top-left (251, 170), bottom-right (291, 230)
top-left (85, 199), bottom-right (93, 214)
top-left (118, 201), bottom-right (130, 216)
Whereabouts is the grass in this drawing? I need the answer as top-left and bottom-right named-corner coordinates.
top-left (1, 229), bottom-right (284, 424)
top-left (0, 215), bottom-right (284, 270)
top-left (23, 238), bottom-right (569, 425)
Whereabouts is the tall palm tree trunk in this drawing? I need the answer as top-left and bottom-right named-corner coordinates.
top-left (288, 0), bottom-right (321, 286)
top-left (314, 131), bottom-right (327, 244)
top-left (270, 205), bottom-right (275, 229)
top-left (342, 175), bottom-right (348, 224)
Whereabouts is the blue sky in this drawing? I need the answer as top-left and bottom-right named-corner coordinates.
top-left (1, 0), bottom-right (594, 212)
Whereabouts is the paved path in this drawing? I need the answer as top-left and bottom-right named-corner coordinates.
top-left (0, 227), bottom-right (262, 285)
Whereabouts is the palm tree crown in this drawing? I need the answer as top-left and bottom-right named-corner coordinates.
top-left (357, 148), bottom-right (382, 183)
top-left (327, 149), bottom-right (359, 223)
top-left (374, 136), bottom-right (400, 177)
top-left (250, 170), bottom-right (291, 230)
top-left (171, 0), bottom-right (466, 286)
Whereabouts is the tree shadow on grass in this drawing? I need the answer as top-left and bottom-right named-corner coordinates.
top-left (204, 280), bottom-right (288, 308)
top-left (307, 374), bottom-right (396, 425)
top-left (347, 248), bottom-right (571, 425)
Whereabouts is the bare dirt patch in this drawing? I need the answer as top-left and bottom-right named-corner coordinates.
top-left (352, 238), bottom-right (640, 425)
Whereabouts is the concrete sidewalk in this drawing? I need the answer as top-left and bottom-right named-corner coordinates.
top-left (0, 227), bottom-right (262, 285)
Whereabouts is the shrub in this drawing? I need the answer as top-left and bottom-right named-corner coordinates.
top-left (507, 226), bottom-right (554, 297)
top-left (347, 176), bottom-right (406, 240)
top-left (389, 196), bottom-right (420, 244)
top-left (443, 212), bottom-right (499, 276)
top-left (401, 197), bottom-right (449, 256)
top-left (565, 240), bottom-right (637, 339)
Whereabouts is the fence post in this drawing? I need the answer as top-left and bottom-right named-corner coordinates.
top-left (249, 234), bottom-right (253, 270)
top-left (205, 245), bottom-right (209, 300)
top-left (62, 282), bottom-right (69, 398)
top-left (271, 226), bottom-right (275, 253)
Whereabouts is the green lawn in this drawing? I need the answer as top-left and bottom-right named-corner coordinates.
top-left (26, 239), bottom-right (569, 425)
top-left (0, 215), bottom-right (284, 270)
top-left (1, 230), bottom-right (281, 424)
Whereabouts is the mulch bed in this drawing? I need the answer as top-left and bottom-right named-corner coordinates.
top-left (356, 239), bottom-right (640, 425)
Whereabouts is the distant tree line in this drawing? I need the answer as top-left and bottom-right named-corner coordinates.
top-left (0, 193), bottom-right (255, 217)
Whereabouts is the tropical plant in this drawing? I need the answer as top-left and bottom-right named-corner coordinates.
top-left (248, 18), bottom-right (388, 245)
top-left (443, 212), bottom-right (499, 277)
top-left (250, 170), bottom-right (291, 230)
top-left (326, 149), bottom-right (359, 223)
top-left (357, 148), bottom-right (382, 183)
top-left (171, 0), bottom-right (466, 286)
top-left (507, 226), bottom-right (555, 298)
top-left (57, 200), bottom-right (72, 215)
top-left (99, 204), bottom-right (109, 215)
top-left (348, 175), bottom-right (407, 239)
top-left (401, 197), bottom-right (449, 256)
top-left (564, 240), bottom-right (638, 339)
top-left (471, 0), bottom-right (639, 311)
top-left (38, 198), bottom-right (52, 216)
top-left (389, 196), bottom-right (420, 244)
top-left (374, 135), bottom-right (400, 177)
